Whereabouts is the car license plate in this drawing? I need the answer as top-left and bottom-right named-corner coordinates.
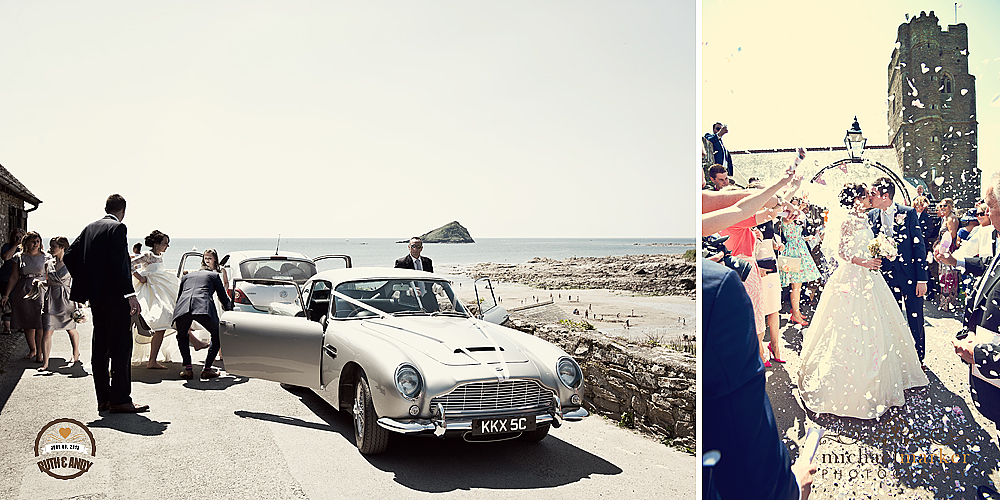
top-left (472, 415), bottom-right (536, 435)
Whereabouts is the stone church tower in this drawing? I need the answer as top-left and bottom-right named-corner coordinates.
top-left (887, 10), bottom-right (978, 206)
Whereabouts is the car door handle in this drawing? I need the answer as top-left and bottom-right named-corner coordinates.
top-left (220, 320), bottom-right (234, 328)
top-left (323, 344), bottom-right (337, 359)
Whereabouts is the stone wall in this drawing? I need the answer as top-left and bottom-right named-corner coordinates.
top-left (509, 319), bottom-right (695, 448)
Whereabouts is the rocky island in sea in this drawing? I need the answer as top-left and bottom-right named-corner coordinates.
top-left (399, 221), bottom-right (475, 243)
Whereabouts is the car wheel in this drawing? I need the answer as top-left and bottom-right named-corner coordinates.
top-left (519, 423), bottom-right (550, 442)
top-left (353, 374), bottom-right (390, 455)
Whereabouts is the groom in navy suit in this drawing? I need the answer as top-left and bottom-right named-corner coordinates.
top-left (869, 177), bottom-right (928, 364)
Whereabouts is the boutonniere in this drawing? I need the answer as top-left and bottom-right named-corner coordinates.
top-left (895, 213), bottom-right (907, 226)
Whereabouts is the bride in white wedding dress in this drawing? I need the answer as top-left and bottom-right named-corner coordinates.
top-left (797, 183), bottom-right (928, 419)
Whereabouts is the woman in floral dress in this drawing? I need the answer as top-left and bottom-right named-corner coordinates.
top-left (780, 204), bottom-right (822, 326)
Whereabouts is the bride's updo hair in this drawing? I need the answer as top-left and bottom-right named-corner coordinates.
top-left (839, 183), bottom-right (868, 209)
top-left (144, 230), bottom-right (169, 248)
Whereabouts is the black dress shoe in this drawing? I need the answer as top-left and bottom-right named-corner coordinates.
top-left (978, 484), bottom-right (1000, 499)
top-left (97, 401), bottom-right (110, 412)
top-left (109, 402), bottom-right (150, 413)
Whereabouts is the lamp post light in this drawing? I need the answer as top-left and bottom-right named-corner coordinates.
top-left (845, 116), bottom-right (866, 161)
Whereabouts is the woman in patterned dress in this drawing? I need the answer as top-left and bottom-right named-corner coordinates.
top-left (779, 203), bottom-right (822, 326)
top-left (935, 198), bottom-right (961, 312)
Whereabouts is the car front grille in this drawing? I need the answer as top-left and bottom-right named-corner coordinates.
top-left (431, 379), bottom-right (554, 416)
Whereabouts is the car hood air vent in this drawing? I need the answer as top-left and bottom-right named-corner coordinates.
top-left (455, 346), bottom-right (505, 353)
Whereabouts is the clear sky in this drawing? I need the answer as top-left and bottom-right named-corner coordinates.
top-left (0, 1), bottom-right (694, 240)
top-left (703, 0), bottom-right (1000, 184)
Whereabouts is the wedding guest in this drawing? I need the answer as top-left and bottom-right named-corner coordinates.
top-left (708, 164), bottom-right (729, 191)
top-left (0, 228), bottom-right (26, 335)
top-left (936, 198), bottom-right (961, 312)
top-left (395, 237), bottom-right (433, 273)
top-left (41, 236), bottom-right (83, 370)
top-left (779, 202), bottom-right (821, 326)
top-left (952, 173), bottom-right (1000, 498)
top-left (172, 252), bottom-right (233, 380)
top-left (63, 194), bottom-right (148, 413)
top-left (750, 181), bottom-right (785, 363)
top-left (719, 191), bottom-right (778, 367)
top-left (958, 209), bottom-right (979, 244)
top-left (704, 122), bottom-right (733, 175)
top-left (1, 231), bottom-right (46, 362)
top-left (914, 196), bottom-right (940, 301)
top-left (703, 258), bottom-right (816, 499)
top-left (131, 230), bottom-right (187, 369)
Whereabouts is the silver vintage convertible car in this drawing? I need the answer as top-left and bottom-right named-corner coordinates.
top-left (220, 267), bottom-right (588, 455)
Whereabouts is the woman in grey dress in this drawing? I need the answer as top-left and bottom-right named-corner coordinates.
top-left (0, 231), bottom-right (46, 362)
top-left (41, 236), bottom-right (83, 370)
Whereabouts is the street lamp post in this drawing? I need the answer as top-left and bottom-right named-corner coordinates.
top-left (845, 116), bottom-right (866, 161)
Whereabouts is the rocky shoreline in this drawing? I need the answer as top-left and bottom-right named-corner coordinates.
top-left (467, 254), bottom-right (695, 297)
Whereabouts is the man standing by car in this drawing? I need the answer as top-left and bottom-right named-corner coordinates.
top-left (395, 237), bottom-right (433, 273)
top-left (173, 262), bottom-right (232, 380)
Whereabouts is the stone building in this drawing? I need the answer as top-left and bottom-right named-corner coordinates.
top-left (887, 10), bottom-right (979, 206)
top-left (0, 162), bottom-right (42, 246)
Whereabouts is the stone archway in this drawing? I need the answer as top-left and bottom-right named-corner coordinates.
top-left (809, 158), bottom-right (911, 206)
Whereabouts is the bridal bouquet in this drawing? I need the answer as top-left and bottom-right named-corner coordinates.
top-left (72, 309), bottom-right (87, 323)
top-left (868, 233), bottom-right (899, 261)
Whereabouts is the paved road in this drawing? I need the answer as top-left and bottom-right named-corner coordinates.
top-left (767, 302), bottom-right (1000, 499)
top-left (0, 313), bottom-right (693, 500)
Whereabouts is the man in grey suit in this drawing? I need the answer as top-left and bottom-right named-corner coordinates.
top-left (172, 264), bottom-right (232, 379)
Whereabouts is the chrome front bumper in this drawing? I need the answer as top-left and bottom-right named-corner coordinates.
top-left (378, 404), bottom-right (589, 436)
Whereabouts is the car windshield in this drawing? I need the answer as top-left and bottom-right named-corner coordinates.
top-left (333, 279), bottom-right (469, 319)
top-left (239, 258), bottom-right (317, 285)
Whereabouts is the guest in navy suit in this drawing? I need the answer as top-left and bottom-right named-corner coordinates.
top-left (703, 258), bottom-right (815, 499)
top-left (869, 177), bottom-right (928, 364)
top-left (704, 122), bottom-right (733, 176)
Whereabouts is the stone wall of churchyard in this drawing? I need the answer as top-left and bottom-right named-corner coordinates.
top-left (509, 319), bottom-right (695, 448)
top-left (0, 190), bottom-right (22, 245)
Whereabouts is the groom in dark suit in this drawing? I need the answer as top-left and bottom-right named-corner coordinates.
top-left (172, 265), bottom-right (232, 379)
top-left (394, 237), bottom-right (433, 273)
top-left (869, 177), bottom-right (928, 365)
top-left (64, 194), bottom-right (148, 413)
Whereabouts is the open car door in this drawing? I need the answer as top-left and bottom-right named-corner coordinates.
top-left (219, 279), bottom-right (324, 388)
top-left (176, 251), bottom-right (206, 278)
top-left (313, 254), bottom-right (352, 273)
top-left (473, 277), bottom-right (509, 325)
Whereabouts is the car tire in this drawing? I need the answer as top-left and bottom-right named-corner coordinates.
top-left (353, 374), bottom-right (390, 455)
top-left (519, 423), bottom-right (550, 442)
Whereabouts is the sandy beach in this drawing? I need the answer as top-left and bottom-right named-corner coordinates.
top-left (446, 254), bottom-right (696, 344)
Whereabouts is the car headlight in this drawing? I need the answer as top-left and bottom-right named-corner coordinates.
top-left (395, 364), bottom-right (423, 400)
top-left (557, 357), bottom-right (583, 389)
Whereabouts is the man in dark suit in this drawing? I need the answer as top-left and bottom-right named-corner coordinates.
top-left (63, 194), bottom-right (148, 413)
top-left (394, 237), bottom-right (433, 273)
top-left (952, 174), bottom-right (1000, 499)
top-left (703, 122), bottom-right (733, 176)
top-left (869, 177), bottom-right (928, 364)
top-left (172, 265), bottom-right (232, 379)
top-left (703, 258), bottom-right (814, 499)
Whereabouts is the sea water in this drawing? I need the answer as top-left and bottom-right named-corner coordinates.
top-left (160, 237), bottom-right (693, 273)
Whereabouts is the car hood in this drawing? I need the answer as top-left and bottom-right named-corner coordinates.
top-left (360, 317), bottom-right (530, 366)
